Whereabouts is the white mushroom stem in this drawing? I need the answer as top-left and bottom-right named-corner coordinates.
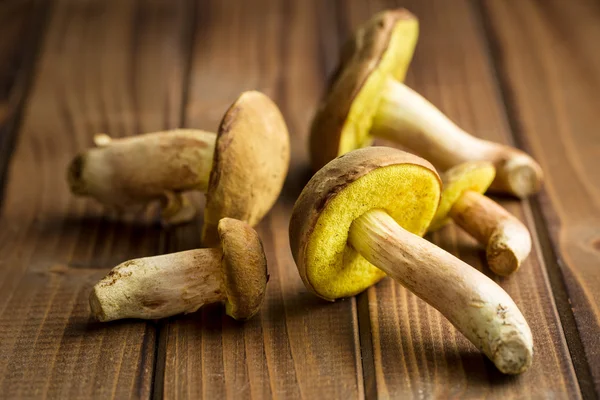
top-left (87, 130), bottom-right (215, 192)
top-left (68, 130), bottom-right (216, 223)
top-left (450, 190), bottom-right (532, 276)
top-left (348, 209), bottom-right (533, 374)
top-left (89, 248), bottom-right (226, 322)
top-left (370, 79), bottom-right (543, 198)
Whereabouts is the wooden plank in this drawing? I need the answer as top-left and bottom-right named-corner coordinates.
top-left (344, 0), bottom-right (582, 397)
top-left (480, 0), bottom-right (600, 396)
top-left (0, 0), bottom-right (49, 202)
top-left (0, 1), bottom-right (193, 397)
top-left (158, 1), bottom-right (366, 398)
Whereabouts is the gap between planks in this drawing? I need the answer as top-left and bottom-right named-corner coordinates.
top-left (0, 0), bottom-right (53, 211)
top-left (150, 1), bottom-right (199, 399)
top-left (472, 1), bottom-right (595, 398)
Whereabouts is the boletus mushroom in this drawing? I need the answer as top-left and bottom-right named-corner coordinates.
top-left (90, 218), bottom-right (268, 322)
top-left (289, 147), bottom-right (533, 374)
top-left (310, 9), bottom-right (542, 198)
top-left (68, 91), bottom-right (290, 245)
top-left (429, 161), bottom-right (532, 276)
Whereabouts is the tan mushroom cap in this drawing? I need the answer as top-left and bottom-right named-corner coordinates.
top-left (202, 91), bottom-right (291, 246)
top-left (428, 161), bottom-right (496, 231)
top-left (289, 147), bottom-right (441, 300)
top-left (218, 218), bottom-right (268, 320)
top-left (310, 9), bottom-right (418, 171)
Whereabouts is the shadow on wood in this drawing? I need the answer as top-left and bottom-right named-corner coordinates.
top-left (278, 162), bottom-right (315, 207)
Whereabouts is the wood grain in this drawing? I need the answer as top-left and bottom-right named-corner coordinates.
top-left (347, 0), bottom-right (581, 397)
top-left (158, 1), bottom-right (365, 398)
top-left (481, 0), bottom-right (600, 396)
top-left (0, 0), bottom-right (49, 204)
top-left (0, 0), bottom-right (596, 398)
top-left (0, 1), bottom-right (192, 397)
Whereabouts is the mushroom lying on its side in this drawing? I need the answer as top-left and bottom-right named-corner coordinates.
top-left (429, 162), bottom-right (532, 276)
top-left (90, 218), bottom-right (268, 322)
top-left (289, 147), bottom-right (533, 374)
top-left (68, 91), bottom-right (290, 245)
top-left (310, 9), bottom-right (542, 198)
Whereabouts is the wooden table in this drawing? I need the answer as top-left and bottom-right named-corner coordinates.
top-left (1, 0), bottom-right (598, 398)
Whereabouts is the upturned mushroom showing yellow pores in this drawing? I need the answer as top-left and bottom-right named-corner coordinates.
top-left (310, 9), bottom-right (542, 198)
top-left (68, 91), bottom-right (290, 245)
top-left (289, 147), bottom-right (533, 374)
top-left (429, 162), bottom-right (532, 276)
top-left (90, 218), bottom-right (268, 322)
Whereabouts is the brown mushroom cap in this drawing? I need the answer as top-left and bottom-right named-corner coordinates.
top-left (310, 9), bottom-right (418, 171)
top-left (202, 91), bottom-right (291, 246)
top-left (289, 147), bottom-right (441, 300)
top-left (428, 161), bottom-right (496, 231)
top-left (218, 218), bottom-right (268, 320)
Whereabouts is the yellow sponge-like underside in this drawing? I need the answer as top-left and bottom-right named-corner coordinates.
top-left (305, 164), bottom-right (440, 300)
top-left (429, 162), bottom-right (496, 231)
top-left (338, 19), bottom-right (419, 156)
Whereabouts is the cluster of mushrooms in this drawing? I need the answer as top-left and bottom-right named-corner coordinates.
top-left (69, 10), bottom-right (541, 375)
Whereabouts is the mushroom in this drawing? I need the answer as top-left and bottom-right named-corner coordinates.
top-left (289, 147), bottom-right (533, 374)
top-left (310, 9), bottom-right (542, 198)
top-left (429, 161), bottom-right (532, 276)
top-left (68, 91), bottom-right (290, 245)
top-left (89, 218), bottom-right (268, 322)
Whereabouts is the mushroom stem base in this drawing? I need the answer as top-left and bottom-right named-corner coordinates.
top-left (90, 248), bottom-right (226, 321)
top-left (370, 78), bottom-right (542, 197)
top-left (450, 190), bottom-right (532, 276)
top-left (348, 209), bottom-right (533, 374)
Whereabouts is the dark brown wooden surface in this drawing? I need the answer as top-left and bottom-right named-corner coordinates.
top-left (353, 0), bottom-right (580, 398)
top-left (0, 0), bottom-right (49, 202)
top-left (0, 0), bottom-right (597, 399)
top-left (159, 1), bottom-right (364, 398)
top-left (480, 1), bottom-right (600, 396)
top-left (0, 0), bottom-right (189, 397)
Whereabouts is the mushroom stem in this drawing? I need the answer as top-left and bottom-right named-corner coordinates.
top-left (348, 209), bottom-right (533, 374)
top-left (449, 190), bottom-right (532, 276)
top-left (371, 78), bottom-right (543, 198)
top-left (68, 130), bottom-right (216, 223)
top-left (89, 248), bottom-right (226, 322)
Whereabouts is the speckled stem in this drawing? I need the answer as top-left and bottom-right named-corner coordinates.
top-left (89, 248), bottom-right (226, 322)
top-left (450, 190), bottom-right (532, 276)
top-left (348, 209), bottom-right (533, 374)
top-left (371, 79), bottom-right (543, 198)
top-left (68, 130), bottom-right (216, 224)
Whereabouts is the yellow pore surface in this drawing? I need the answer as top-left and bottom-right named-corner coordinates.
top-left (338, 19), bottom-right (419, 156)
top-left (306, 164), bottom-right (440, 300)
top-left (429, 162), bottom-right (496, 231)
